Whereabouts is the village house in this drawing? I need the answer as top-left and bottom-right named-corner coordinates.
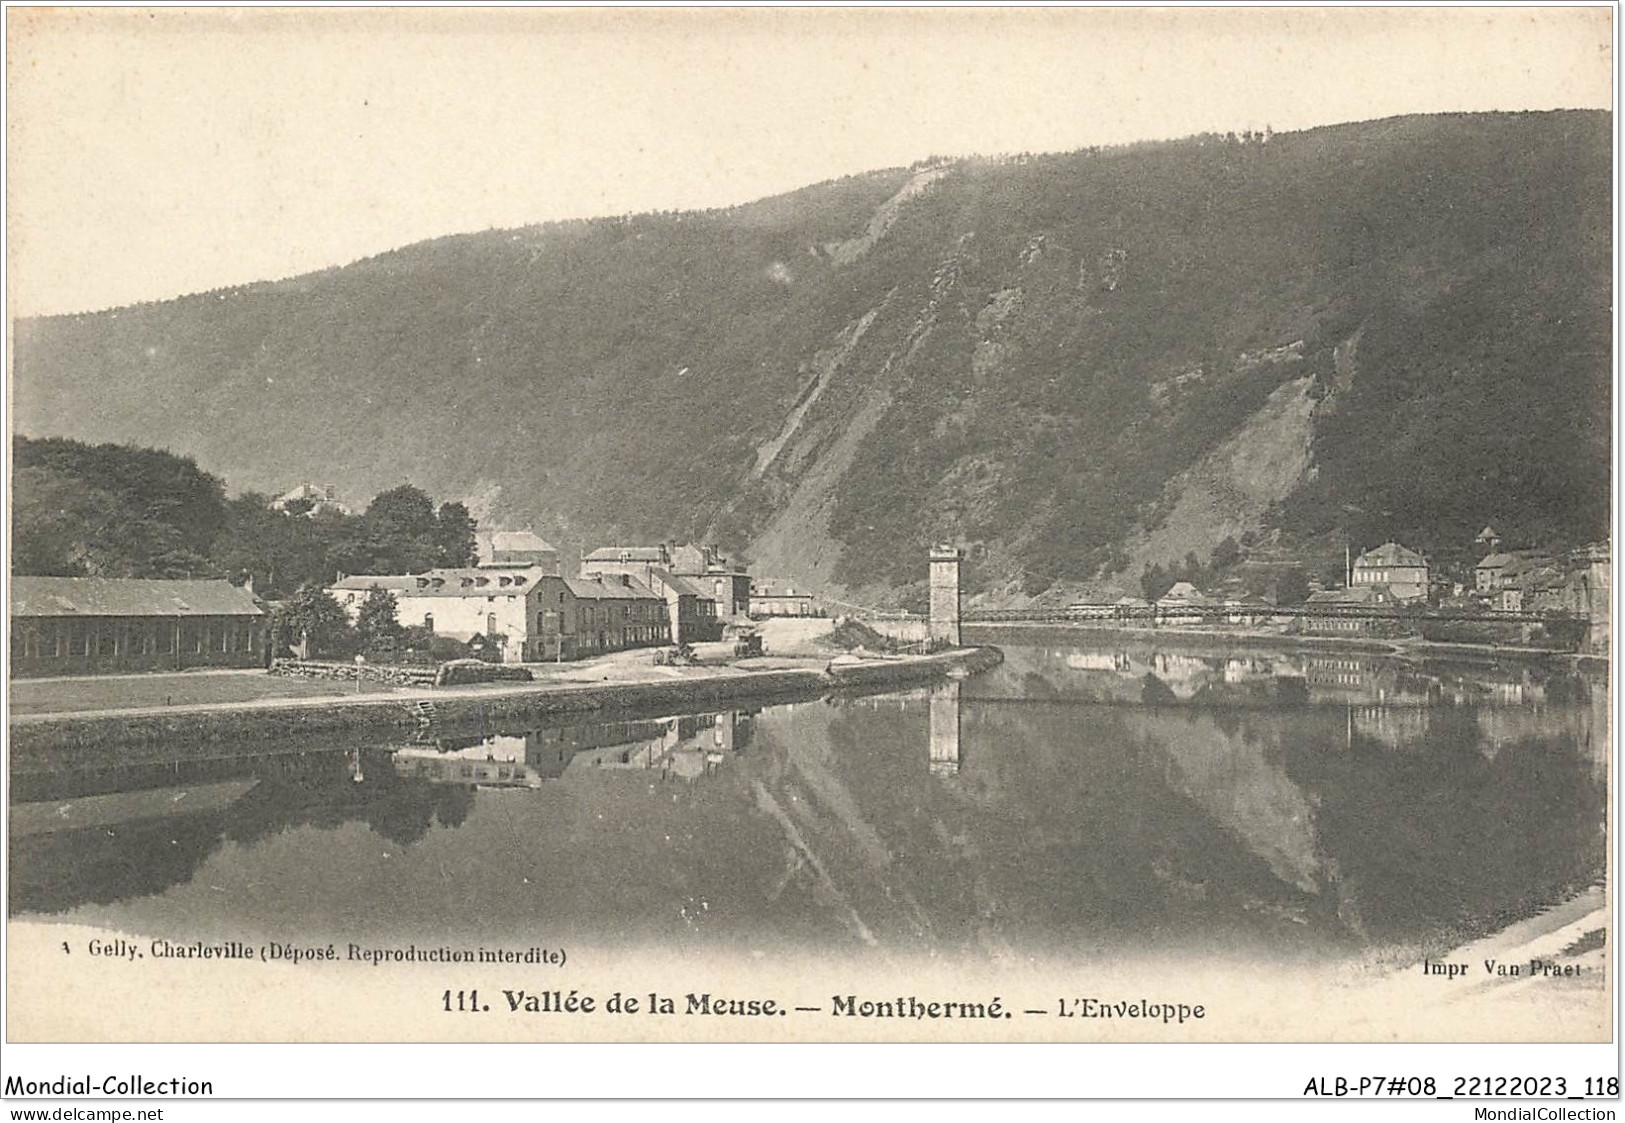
top-left (650, 571), bottom-right (722, 644)
top-left (1475, 551), bottom-right (1517, 593)
top-left (330, 566), bottom-right (670, 662)
top-left (1155, 581), bottom-right (1211, 625)
top-left (331, 567), bottom-right (549, 662)
top-left (580, 545), bottom-right (669, 587)
top-left (668, 543), bottom-right (752, 618)
top-left (580, 546), bottom-right (723, 643)
top-left (10, 576), bottom-right (266, 677)
top-left (1350, 542), bottom-right (1429, 601)
top-left (271, 483), bottom-right (350, 517)
top-left (1473, 549), bottom-right (1573, 611)
top-left (1485, 553), bottom-right (1586, 618)
top-left (562, 574), bottom-right (672, 656)
top-left (479, 530), bottom-right (561, 574)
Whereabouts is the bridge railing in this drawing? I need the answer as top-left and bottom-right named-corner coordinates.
top-left (964, 603), bottom-right (1578, 626)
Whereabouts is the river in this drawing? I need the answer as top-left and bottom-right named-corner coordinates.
top-left (8, 640), bottom-right (1608, 969)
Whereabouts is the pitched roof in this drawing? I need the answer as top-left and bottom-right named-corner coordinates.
top-left (1223, 593), bottom-right (1272, 606)
top-left (1158, 582), bottom-right (1210, 603)
top-left (564, 576), bottom-right (662, 601)
top-left (336, 567), bottom-right (550, 599)
top-left (1516, 567), bottom-right (1568, 591)
top-left (649, 570), bottom-right (714, 599)
top-left (1306, 585), bottom-right (1382, 604)
top-left (11, 577), bottom-right (264, 618)
top-left (330, 575), bottom-right (421, 592)
top-left (1476, 552), bottom-right (1517, 569)
top-left (275, 483), bottom-right (334, 504)
top-left (1354, 542), bottom-right (1426, 568)
top-left (583, 546), bottom-right (667, 562)
top-left (489, 531), bottom-right (557, 554)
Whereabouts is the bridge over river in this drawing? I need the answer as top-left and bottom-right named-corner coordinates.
top-left (962, 602), bottom-right (1570, 626)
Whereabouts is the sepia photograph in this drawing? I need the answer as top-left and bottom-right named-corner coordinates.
top-left (2, 4), bottom-right (1616, 1107)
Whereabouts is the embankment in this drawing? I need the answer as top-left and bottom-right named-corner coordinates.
top-left (10, 647), bottom-right (1002, 763)
top-left (965, 622), bottom-right (1408, 657)
top-left (966, 622), bottom-right (1594, 666)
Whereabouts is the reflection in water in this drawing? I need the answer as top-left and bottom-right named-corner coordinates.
top-left (8, 644), bottom-right (1606, 963)
top-left (929, 681), bottom-right (961, 777)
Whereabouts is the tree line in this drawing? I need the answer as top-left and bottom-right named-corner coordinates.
top-left (12, 436), bottom-right (478, 598)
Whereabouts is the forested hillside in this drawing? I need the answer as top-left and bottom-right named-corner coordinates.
top-left (13, 111), bottom-right (1610, 604)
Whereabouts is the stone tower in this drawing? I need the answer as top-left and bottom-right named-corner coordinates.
top-left (1576, 543), bottom-right (1611, 656)
top-left (929, 544), bottom-right (964, 646)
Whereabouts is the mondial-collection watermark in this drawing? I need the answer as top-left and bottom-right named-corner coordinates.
top-left (3, 1076), bottom-right (212, 1097)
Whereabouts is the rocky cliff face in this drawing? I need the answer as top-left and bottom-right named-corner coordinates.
top-left (13, 111), bottom-right (1611, 603)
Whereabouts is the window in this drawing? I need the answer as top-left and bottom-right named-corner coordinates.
top-left (487, 613), bottom-right (498, 636)
top-left (424, 613), bottom-right (435, 632)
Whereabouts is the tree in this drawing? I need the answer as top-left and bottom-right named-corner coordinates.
top-left (363, 484), bottom-right (440, 573)
top-left (212, 492), bottom-right (347, 597)
top-left (1181, 551), bottom-right (1203, 585)
top-left (434, 502), bottom-right (478, 567)
top-left (11, 438), bottom-right (228, 577)
top-left (272, 586), bottom-right (354, 659)
top-left (1275, 567), bottom-right (1311, 606)
top-left (11, 464), bottom-right (133, 575)
top-left (355, 587), bottom-right (403, 652)
top-left (1141, 562), bottom-right (1173, 602)
top-left (1210, 535), bottom-right (1241, 571)
top-left (367, 485), bottom-right (437, 538)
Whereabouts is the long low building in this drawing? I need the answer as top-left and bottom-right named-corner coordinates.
top-left (330, 566), bottom-right (669, 662)
top-left (749, 588), bottom-right (819, 618)
top-left (10, 576), bottom-right (267, 677)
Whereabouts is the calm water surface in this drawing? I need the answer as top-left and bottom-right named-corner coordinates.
top-left (9, 642), bottom-right (1608, 964)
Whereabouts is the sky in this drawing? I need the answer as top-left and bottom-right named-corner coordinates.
top-left (5, 6), bottom-right (1613, 318)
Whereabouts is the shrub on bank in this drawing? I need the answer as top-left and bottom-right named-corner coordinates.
top-left (434, 659), bottom-right (533, 686)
